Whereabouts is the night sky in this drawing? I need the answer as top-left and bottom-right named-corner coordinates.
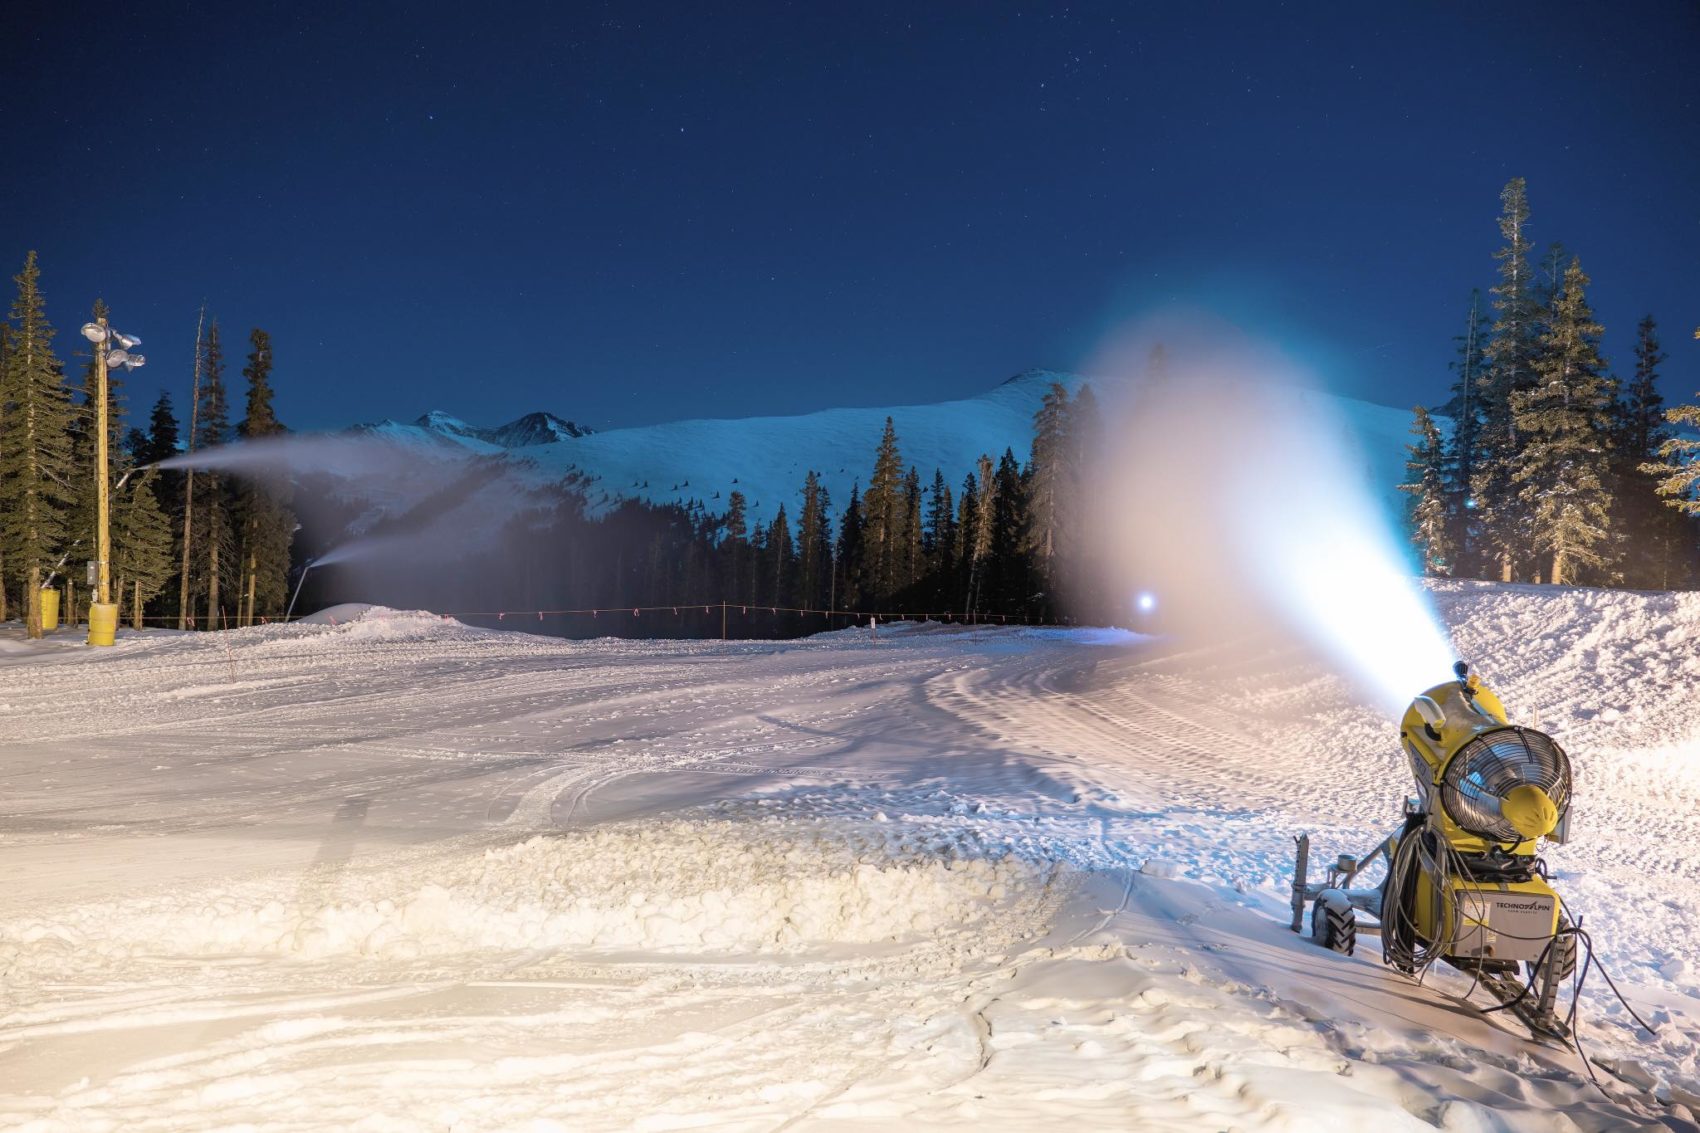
top-left (5, 2), bottom-right (1697, 434)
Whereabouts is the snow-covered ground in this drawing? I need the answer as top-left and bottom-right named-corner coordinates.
top-left (2, 586), bottom-right (1699, 1131)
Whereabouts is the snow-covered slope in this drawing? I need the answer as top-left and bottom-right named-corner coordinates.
top-left (346, 369), bottom-right (1421, 528)
top-left (2, 584), bottom-right (1697, 1129)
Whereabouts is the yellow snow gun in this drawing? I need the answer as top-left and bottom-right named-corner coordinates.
top-left (1292, 661), bottom-right (1577, 1039)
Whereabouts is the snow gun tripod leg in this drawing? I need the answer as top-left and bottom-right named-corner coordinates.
top-left (1290, 834), bottom-right (1309, 933)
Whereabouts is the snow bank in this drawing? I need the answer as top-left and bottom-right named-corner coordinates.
top-left (0, 822), bottom-right (1062, 974)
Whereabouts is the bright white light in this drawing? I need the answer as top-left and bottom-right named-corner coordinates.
top-left (106, 349), bottom-right (130, 367)
top-left (1225, 389), bottom-right (1457, 710)
top-left (81, 322), bottom-right (107, 344)
top-left (127, 353), bottom-right (145, 368)
top-left (1135, 591), bottom-right (1157, 614)
top-left (1090, 323), bottom-right (1457, 714)
top-left (113, 332), bottom-right (140, 349)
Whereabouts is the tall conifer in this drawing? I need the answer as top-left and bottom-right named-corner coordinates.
top-left (797, 470), bottom-right (827, 609)
top-left (1475, 178), bottom-right (1541, 580)
top-left (1024, 382), bottom-right (1072, 588)
top-left (1442, 291), bottom-right (1488, 569)
top-left (0, 253), bottom-right (75, 637)
top-left (836, 484), bottom-right (864, 609)
top-left (1511, 259), bottom-right (1612, 585)
top-left (192, 322), bottom-right (234, 625)
top-left (113, 468), bottom-right (174, 627)
top-left (863, 418), bottom-right (904, 602)
top-left (1400, 406), bottom-right (1453, 574)
top-left (901, 467), bottom-right (922, 595)
top-left (767, 505), bottom-right (794, 606)
top-left (236, 328), bottom-right (294, 624)
top-left (925, 469), bottom-right (954, 574)
top-left (1641, 326), bottom-right (1700, 521)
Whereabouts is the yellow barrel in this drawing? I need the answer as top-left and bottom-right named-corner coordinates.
top-left (87, 602), bottom-right (118, 647)
top-left (38, 588), bottom-right (61, 632)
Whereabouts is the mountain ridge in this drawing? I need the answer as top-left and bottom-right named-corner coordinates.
top-left (342, 369), bottom-right (1420, 529)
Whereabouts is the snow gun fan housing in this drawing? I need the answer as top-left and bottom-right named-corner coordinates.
top-left (1291, 662), bottom-right (1579, 1041)
top-left (1403, 670), bottom-right (1571, 850)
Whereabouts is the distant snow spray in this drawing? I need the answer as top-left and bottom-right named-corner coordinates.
top-left (1092, 321), bottom-right (1454, 712)
top-left (286, 558), bottom-right (319, 621)
top-left (162, 433), bottom-right (534, 616)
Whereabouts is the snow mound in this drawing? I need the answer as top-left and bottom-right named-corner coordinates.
top-left (0, 822), bottom-right (1063, 972)
top-left (265, 604), bottom-right (484, 647)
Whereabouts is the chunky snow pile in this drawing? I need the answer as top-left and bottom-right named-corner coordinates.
top-left (264, 604), bottom-right (474, 647)
top-left (0, 823), bottom-right (1061, 973)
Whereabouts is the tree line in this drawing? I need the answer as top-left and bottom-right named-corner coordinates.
top-left (0, 252), bottom-right (296, 637)
top-left (1401, 178), bottom-right (1700, 588)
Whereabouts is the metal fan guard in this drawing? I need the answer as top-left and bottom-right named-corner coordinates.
top-left (1440, 726), bottom-right (1571, 843)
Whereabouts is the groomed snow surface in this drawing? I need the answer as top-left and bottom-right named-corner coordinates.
top-left (2, 585), bottom-right (1699, 1131)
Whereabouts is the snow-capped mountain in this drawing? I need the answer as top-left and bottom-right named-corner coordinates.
top-left (351, 409), bottom-right (592, 453)
top-left (344, 369), bottom-right (1419, 529)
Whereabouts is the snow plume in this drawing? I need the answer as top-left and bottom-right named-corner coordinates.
top-left (160, 435), bottom-right (551, 612)
top-left (1089, 316), bottom-right (1455, 712)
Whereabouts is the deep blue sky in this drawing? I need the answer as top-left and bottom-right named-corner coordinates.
top-left (5, 2), bottom-right (1697, 434)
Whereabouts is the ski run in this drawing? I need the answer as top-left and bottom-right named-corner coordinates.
top-left (3, 582), bottom-right (1700, 1132)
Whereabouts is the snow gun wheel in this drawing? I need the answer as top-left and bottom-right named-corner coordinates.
top-left (1310, 890), bottom-right (1356, 956)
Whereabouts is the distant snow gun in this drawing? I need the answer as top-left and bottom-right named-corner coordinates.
top-left (1291, 661), bottom-right (1584, 1041)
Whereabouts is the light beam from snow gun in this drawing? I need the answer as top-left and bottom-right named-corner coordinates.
top-left (1093, 328), bottom-right (1454, 713)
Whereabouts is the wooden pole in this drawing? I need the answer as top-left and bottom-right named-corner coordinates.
top-left (94, 316), bottom-right (112, 608)
top-left (178, 304), bottom-right (205, 629)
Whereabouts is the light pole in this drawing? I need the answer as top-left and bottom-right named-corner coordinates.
top-left (79, 317), bottom-right (145, 646)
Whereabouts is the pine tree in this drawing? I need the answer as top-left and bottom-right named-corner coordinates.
top-left (1511, 259), bottom-right (1613, 585)
top-left (925, 469), bottom-right (954, 574)
top-left (812, 484), bottom-right (832, 608)
top-left (862, 417), bottom-right (905, 603)
top-left (965, 455), bottom-right (996, 617)
top-left (767, 505), bottom-right (794, 606)
top-left (901, 466), bottom-right (922, 598)
top-left (0, 252), bottom-right (75, 637)
top-left (1640, 326), bottom-right (1700, 521)
top-left (1400, 406), bottom-right (1453, 574)
top-left (797, 470), bottom-right (828, 609)
top-left (1024, 382), bottom-right (1072, 590)
top-left (723, 489), bottom-right (748, 601)
top-left (1442, 291), bottom-right (1488, 569)
top-left (1537, 242), bottom-right (1571, 312)
top-left (192, 322), bottom-right (235, 626)
top-left (835, 484), bottom-right (864, 610)
top-left (1474, 178), bottom-right (1541, 580)
top-left (141, 391), bottom-right (180, 468)
top-left (1604, 316), bottom-right (1689, 587)
top-left (113, 467), bottom-right (174, 628)
top-left (0, 321), bottom-right (7, 623)
top-left (989, 449), bottom-right (1029, 612)
top-left (235, 328), bottom-right (294, 624)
